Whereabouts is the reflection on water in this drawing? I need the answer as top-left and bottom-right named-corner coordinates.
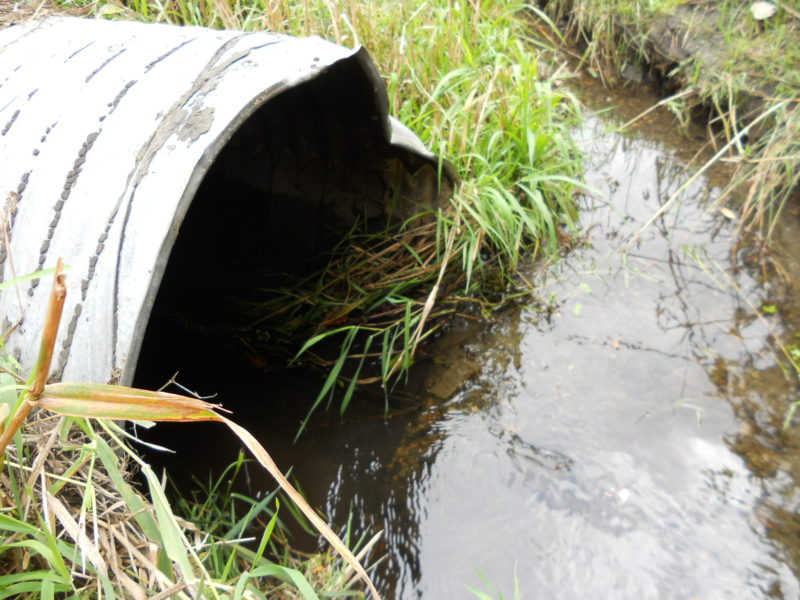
top-left (280, 84), bottom-right (799, 597)
top-left (137, 79), bottom-right (800, 598)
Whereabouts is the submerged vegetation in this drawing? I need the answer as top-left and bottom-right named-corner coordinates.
top-left (541, 0), bottom-right (800, 237)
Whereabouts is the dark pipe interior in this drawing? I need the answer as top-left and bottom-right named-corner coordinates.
top-left (131, 59), bottom-right (438, 485)
top-left (136, 59), bottom-right (393, 379)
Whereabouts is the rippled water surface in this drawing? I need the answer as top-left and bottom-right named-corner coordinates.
top-left (136, 78), bottom-right (800, 599)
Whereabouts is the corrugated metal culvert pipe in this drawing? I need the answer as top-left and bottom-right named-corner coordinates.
top-left (0, 16), bottom-right (454, 385)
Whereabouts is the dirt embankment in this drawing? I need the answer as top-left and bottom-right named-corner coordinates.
top-left (548, 1), bottom-right (799, 108)
top-left (543, 0), bottom-right (800, 226)
top-left (634, 3), bottom-right (796, 110)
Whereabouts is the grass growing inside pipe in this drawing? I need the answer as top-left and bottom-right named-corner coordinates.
top-left (539, 0), bottom-right (800, 238)
top-left (53, 0), bottom-right (585, 418)
top-left (244, 1), bottom-right (584, 424)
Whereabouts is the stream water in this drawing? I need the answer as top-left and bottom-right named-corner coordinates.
top-left (135, 76), bottom-right (800, 598)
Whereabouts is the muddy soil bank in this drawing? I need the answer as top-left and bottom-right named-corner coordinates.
top-left (542, 0), bottom-right (799, 96)
top-left (539, 0), bottom-right (800, 216)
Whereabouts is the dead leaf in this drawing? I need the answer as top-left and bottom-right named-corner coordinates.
top-left (38, 383), bottom-right (227, 422)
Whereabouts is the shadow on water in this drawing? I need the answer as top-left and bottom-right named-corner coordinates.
top-left (135, 74), bottom-right (800, 598)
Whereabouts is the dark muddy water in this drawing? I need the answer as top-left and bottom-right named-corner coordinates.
top-left (136, 78), bottom-right (800, 598)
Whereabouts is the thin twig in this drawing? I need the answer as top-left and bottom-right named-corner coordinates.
top-left (625, 101), bottom-right (788, 248)
top-left (615, 88), bottom-right (696, 132)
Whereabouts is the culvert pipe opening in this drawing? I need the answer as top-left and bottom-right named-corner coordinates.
top-left (131, 45), bottom-right (455, 424)
top-left (0, 16), bottom-right (453, 395)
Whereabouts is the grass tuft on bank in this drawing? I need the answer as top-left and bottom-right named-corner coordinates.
top-left (541, 0), bottom-right (800, 237)
top-left (0, 399), bottom-right (367, 598)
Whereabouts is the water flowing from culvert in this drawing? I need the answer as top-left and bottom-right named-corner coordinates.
top-left (135, 77), bottom-right (800, 598)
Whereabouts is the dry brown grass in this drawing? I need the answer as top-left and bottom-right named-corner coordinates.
top-left (1, 411), bottom-right (169, 597)
top-left (0, 0), bottom-right (73, 27)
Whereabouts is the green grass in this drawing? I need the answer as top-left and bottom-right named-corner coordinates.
top-left (0, 409), bottom-right (362, 598)
top-left (163, 453), bottom-right (379, 599)
top-left (542, 0), bottom-right (800, 236)
top-left (265, 0), bottom-right (584, 425)
top-left (467, 568), bottom-right (521, 599)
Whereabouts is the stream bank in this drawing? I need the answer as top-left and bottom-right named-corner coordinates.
top-left (539, 0), bottom-right (800, 233)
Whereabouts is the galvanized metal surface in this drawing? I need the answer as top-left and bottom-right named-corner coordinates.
top-left (0, 16), bottom-right (448, 385)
